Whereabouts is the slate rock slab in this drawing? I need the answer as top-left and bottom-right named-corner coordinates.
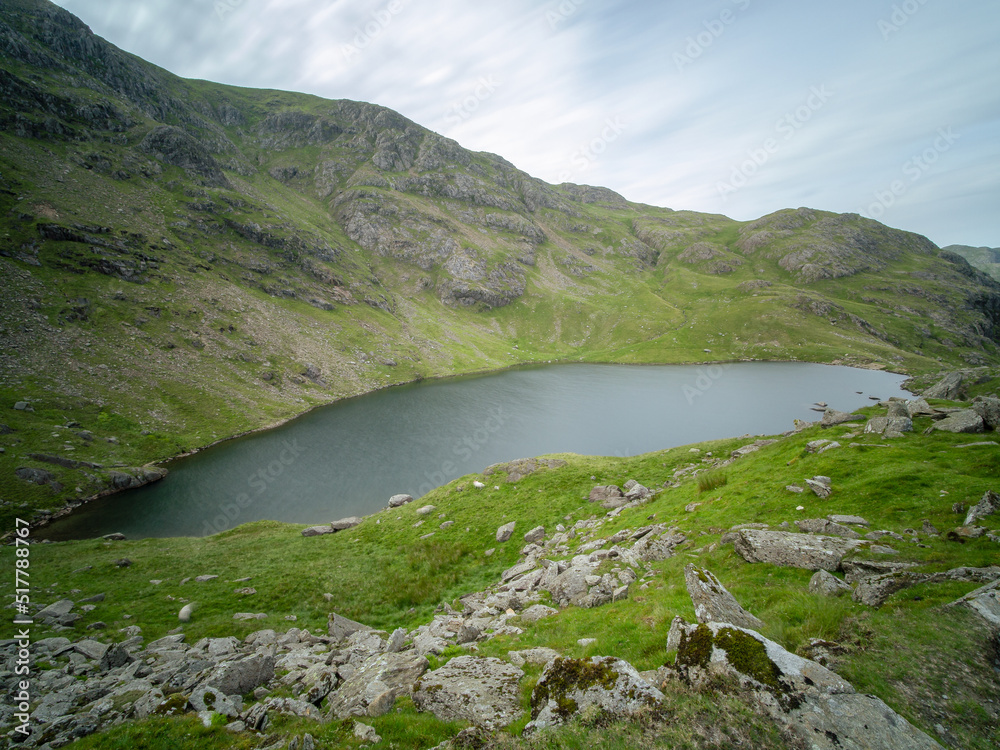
top-left (327, 652), bottom-right (428, 719)
top-left (683, 564), bottom-right (764, 630)
top-left (965, 490), bottom-right (999, 526)
top-left (734, 529), bottom-right (863, 571)
top-left (671, 619), bottom-right (942, 750)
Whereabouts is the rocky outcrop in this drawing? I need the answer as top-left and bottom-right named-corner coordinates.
top-left (820, 409), bottom-right (863, 427)
top-left (946, 580), bottom-right (1000, 626)
top-left (932, 410), bottom-right (986, 433)
top-left (670, 619), bottom-right (943, 750)
top-left (922, 371), bottom-right (968, 400)
top-left (853, 566), bottom-right (1000, 608)
top-left (484, 458), bottom-right (567, 483)
top-left (139, 126), bottom-right (231, 188)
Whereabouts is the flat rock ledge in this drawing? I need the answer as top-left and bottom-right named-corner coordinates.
top-left (733, 529), bottom-right (865, 571)
top-left (412, 656), bottom-right (524, 730)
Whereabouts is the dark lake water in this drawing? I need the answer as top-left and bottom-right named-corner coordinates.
top-left (38, 362), bottom-right (909, 540)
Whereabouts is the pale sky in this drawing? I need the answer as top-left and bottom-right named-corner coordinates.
top-left (52, 0), bottom-right (1000, 248)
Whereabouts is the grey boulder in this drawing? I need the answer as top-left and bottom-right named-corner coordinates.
top-left (588, 485), bottom-right (623, 503)
top-left (964, 490), bottom-right (999, 526)
top-left (821, 409), bottom-right (863, 427)
top-left (301, 525), bottom-right (334, 537)
top-left (733, 529), bottom-right (864, 571)
top-left (683, 564), bottom-right (764, 630)
top-left (331, 516), bottom-right (363, 532)
top-left (932, 410), bottom-right (985, 434)
top-left (206, 653), bottom-right (275, 696)
top-left (809, 570), bottom-right (852, 597)
top-left (972, 396), bottom-right (1000, 430)
top-left (327, 651), bottom-right (429, 719)
top-left (795, 518), bottom-right (861, 540)
top-left (496, 521), bottom-right (516, 543)
top-left (412, 655), bottom-right (524, 730)
top-left (328, 612), bottom-right (372, 642)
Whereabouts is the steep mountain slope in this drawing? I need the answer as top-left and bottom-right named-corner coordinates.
top-left (1, 0), bottom-right (999, 527)
top-left (943, 244), bottom-right (1000, 281)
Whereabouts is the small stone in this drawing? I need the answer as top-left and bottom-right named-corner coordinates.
top-left (809, 569), bottom-right (852, 597)
top-left (828, 514), bottom-right (869, 527)
top-left (331, 516), bottom-right (362, 531)
top-left (496, 521), bottom-right (516, 543)
top-left (416, 505), bottom-right (436, 516)
top-left (523, 525), bottom-right (545, 544)
top-left (353, 722), bottom-right (381, 744)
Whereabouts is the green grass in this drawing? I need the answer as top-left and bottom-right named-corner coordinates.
top-left (696, 471), bottom-right (727, 494)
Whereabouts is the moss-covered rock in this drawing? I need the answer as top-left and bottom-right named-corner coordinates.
top-left (527, 656), bottom-right (664, 732)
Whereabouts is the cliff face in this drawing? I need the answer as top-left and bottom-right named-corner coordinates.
top-left (1, 0), bottom-right (996, 321)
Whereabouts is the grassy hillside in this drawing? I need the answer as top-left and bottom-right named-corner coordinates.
top-left (943, 245), bottom-right (1000, 281)
top-left (5, 402), bottom-right (999, 748)
top-left (2, 1), bottom-right (998, 532)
